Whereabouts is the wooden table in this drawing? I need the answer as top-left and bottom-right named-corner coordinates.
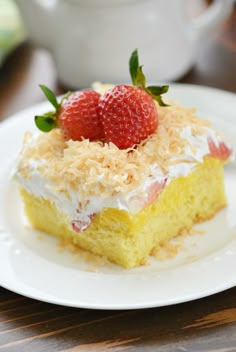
top-left (0, 8), bottom-right (236, 352)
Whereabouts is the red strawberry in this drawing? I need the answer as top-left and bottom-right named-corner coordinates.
top-left (208, 137), bottom-right (232, 161)
top-left (129, 178), bottom-right (167, 210)
top-left (145, 178), bottom-right (167, 207)
top-left (98, 49), bottom-right (168, 149)
top-left (35, 86), bottom-right (104, 141)
top-left (98, 85), bottom-right (158, 149)
top-left (72, 213), bottom-right (96, 233)
top-left (58, 90), bottom-right (104, 141)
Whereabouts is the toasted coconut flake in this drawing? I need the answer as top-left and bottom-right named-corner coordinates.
top-left (18, 97), bottom-right (216, 197)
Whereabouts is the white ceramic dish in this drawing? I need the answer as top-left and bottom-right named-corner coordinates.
top-left (0, 84), bottom-right (235, 310)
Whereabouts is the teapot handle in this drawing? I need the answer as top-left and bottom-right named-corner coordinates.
top-left (188, 0), bottom-right (234, 40)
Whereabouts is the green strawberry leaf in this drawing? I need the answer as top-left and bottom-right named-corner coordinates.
top-left (149, 93), bottom-right (170, 107)
top-left (129, 49), bottom-right (146, 88)
top-left (129, 48), bottom-right (139, 86)
top-left (35, 85), bottom-right (71, 133)
top-left (135, 65), bottom-right (146, 89)
top-left (129, 49), bottom-right (169, 106)
top-left (146, 85), bottom-right (169, 106)
top-left (146, 85), bottom-right (169, 96)
top-left (39, 84), bottom-right (60, 111)
top-left (35, 115), bottom-right (57, 132)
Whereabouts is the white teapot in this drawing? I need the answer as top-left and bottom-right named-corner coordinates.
top-left (15, 0), bottom-right (233, 88)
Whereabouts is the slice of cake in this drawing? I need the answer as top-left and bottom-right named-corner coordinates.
top-left (14, 50), bottom-right (233, 268)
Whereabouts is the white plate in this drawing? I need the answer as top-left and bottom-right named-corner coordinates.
top-left (0, 84), bottom-right (235, 310)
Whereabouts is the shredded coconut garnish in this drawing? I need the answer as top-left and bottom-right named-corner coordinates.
top-left (17, 97), bottom-right (218, 198)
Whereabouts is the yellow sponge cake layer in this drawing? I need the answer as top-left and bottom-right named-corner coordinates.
top-left (20, 157), bottom-right (226, 268)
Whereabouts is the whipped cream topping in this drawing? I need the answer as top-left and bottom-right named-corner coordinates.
top-left (166, 126), bottom-right (215, 179)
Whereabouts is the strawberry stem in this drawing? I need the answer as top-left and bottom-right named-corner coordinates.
top-left (129, 49), bottom-right (139, 86)
top-left (35, 85), bottom-right (71, 133)
top-left (146, 85), bottom-right (169, 107)
top-left (35, 112), bottom-right (57, 132)
top-left (34, 85), bottom-right (60, 132)
top-left (129, 49), bottom-right (169, 106)
top-left (39, 84), bottom-right (60, 111)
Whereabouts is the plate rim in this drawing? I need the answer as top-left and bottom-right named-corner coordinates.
top-left (0, 83), bottom-right (235, 310)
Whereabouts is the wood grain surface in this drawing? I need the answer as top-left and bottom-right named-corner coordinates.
top-left (0, 287), bottom-right (236, 351)
top-left (0, 4), bottom-right (236, 352)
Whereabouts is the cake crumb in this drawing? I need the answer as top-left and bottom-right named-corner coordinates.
top-left (178, 228), bottom-right (190, 237)
top-left (189, 227), bottom-right (205, 235)
top-left (85, 267), bottom-right (99, 273)
top-left (140, 258), bottom-right (150, 266)
top-left (57, 237), bottom-right (108, 268)
top-left (152, 229), bottom-right (189, 260)
top-left (153, 241), bottom-right (184, 261)
top-left (82, 251), bottom-right (108, 267)
top-left (151, 224), bottom-right (206, 261)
